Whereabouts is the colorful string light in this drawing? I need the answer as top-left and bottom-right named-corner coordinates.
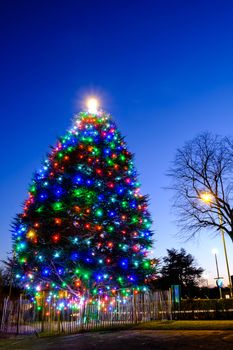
top-left (13, 107), bottom-right (154, 301)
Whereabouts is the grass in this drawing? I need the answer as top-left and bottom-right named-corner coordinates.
top-left (37, 320), bottom-right (233, 335)
top-left (134, 320), bottom-right (233, 330)
top-left (2, 320), bottom-right (233, 341)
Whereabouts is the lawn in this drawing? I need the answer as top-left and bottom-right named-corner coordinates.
top-left (134, 320), bottom-right (233, 330)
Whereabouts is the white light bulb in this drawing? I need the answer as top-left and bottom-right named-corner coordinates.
top-left (87, 98), bottom-right (99, 114)
top-left (212, 248), bottom-right (219, 255)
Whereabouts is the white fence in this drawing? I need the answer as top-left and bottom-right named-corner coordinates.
top-left (0, 290), bottom-right (171, 335)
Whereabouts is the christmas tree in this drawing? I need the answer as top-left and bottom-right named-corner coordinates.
top-left (13, 99), bottom-right (153, 300)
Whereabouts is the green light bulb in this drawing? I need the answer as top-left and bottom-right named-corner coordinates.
top-left (95, 208), bottom-right (103, 217)
top-left (52, 202), bottom-right (62, 211)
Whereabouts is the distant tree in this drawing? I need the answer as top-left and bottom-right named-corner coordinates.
top-left (0, 268), bottom-right (4, 292)
top-left (168, 132), bottom-right (233, 241)
top-left (157, 248), bottom-right (204, 298)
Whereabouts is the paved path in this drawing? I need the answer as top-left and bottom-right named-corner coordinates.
top-left (1, 330), bottom-right (233, 350)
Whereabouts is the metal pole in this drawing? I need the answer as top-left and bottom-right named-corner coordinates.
top-left (214, 253), bottom-right (222, 299)
top-left (218, 208), bottom-right (233, 297)
top-left (215, 253), bottom-right (220, 278)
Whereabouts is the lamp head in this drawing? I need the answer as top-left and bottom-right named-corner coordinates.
top-left (211, 248), bottom-right (219, 255)
top-left (200, 192), bottom-right (213, 204)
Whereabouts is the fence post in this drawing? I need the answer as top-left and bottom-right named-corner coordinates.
top-left (132, 292), bottom-right (138, 324)
top-left (41, 291), bottom-right (45, 333)
top-left (16, 294), bottom-right (22, 335)
top-left (1, 297), bottom-right (9, 333)
top-left (168, 289), bottom-right (172, 320)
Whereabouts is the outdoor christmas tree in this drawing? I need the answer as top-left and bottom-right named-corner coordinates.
top-left (13, 99), bottom-right (153, 301)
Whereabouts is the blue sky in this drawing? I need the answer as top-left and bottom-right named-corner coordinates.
top-left (1, 0), bottom-right (233, 286)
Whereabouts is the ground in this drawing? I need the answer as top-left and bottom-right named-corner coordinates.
top-left (1, 330), bottom-right (233, 350)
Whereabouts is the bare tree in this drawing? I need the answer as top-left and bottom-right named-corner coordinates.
top-left (168, 132), bottom-right (233, 241)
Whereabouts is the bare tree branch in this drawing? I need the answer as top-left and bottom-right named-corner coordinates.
top-left (167, 132), bottom-right (233, 241)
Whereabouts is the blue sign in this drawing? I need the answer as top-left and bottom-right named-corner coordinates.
top-left (171, 285), bottom-right (181, 303)
top-left (216, 278), bottom-right (223, 288)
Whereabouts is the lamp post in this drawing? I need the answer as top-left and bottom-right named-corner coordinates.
top-left (217, 209), bottom-right (233, 298)
top-left (200, 192), bottom-right (233, 297)
top-left (211, 248), bottom-right (222, 299)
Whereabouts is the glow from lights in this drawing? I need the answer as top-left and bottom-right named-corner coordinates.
top-left (26, 229), bottom-right (36, 240)
top-left (200, 192), bottom-right (214, 204)
top-left (86, 98), bottom-right (99, 114)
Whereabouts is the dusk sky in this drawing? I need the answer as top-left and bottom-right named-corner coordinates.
top-left (1, 0), bottom-right (233, 286)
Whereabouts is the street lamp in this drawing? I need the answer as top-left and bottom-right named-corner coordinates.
top-left (211, 248), bottom-right (223, 299)
top-left (200, 192), bottom-right (233, 297)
